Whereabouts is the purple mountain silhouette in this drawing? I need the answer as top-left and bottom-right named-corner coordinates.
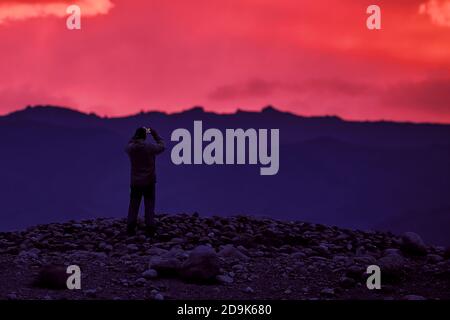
top-left (1, 105), bottom-right (450, 245)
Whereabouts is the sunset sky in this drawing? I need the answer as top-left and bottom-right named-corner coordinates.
top-left (0, 0), bottom-right (449, 123)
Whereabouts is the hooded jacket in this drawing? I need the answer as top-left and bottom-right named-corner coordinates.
top-left (125, 135), bottom-right (165, 186)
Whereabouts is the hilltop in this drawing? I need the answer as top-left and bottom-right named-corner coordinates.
top-left (1, 214), bottom-right (449, 300)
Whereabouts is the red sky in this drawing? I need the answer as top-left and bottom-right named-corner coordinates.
top-left (0, 0), bottom-right (450, 123)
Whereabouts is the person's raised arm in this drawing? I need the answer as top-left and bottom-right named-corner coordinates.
top-left (146, 127), bottom-right (165, 155)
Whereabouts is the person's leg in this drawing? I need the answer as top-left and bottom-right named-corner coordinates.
top-left (127, 186), bottom-right (142, 235)
top-left (143, 183), bottom-right (156, 236)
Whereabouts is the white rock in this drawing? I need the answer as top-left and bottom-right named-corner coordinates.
top-left (243, 286), bottom-right (254, 293)
top-left (142, 269), bottom-right (158, 279)
top-left (216, 274), bottom-right (234, 284)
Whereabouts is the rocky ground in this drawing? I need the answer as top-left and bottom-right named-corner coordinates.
top-left (0, 213), bottom-right (449, 300)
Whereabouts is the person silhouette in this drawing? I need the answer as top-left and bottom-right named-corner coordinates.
top-left (125, 127), bottom-right (165, 236)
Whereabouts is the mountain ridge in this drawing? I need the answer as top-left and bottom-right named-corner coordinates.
top-left (4, 104), bottom-right (450, 127)
top-left (1, 104), bottom-right (450, 245)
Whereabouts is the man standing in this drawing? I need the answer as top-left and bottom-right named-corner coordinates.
top-left (125, 127), bottom-right (165, 236)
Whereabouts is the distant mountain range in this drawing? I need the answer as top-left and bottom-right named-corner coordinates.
top-left (1, 105), bottom-right (450, 245)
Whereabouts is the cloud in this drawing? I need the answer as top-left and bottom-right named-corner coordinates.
top-left (209, 79), bottom-right (369, 101)
top-left (382, 77), bottom-right (450, 113)
top-left (0, 0), bottom-right (114, 24)
top-left (209, 80), bottom-right (276, 101)
top-left (0, 86), bottom-right (77, 111)
top-left (419, 0), bottom-right (450, 27)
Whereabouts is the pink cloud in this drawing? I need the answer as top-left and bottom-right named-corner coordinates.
top-left (0, 0), bottom-right (449, 123)
top-left (0, 0), bottom-right (114, 24)
top-left (420, 0), bottom-right (450, 27)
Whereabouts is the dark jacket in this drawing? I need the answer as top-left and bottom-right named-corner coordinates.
top-left (125, 135), bottom-right (165, 186)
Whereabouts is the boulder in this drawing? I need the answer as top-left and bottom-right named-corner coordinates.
top-left (377, 253), bottom-right (407, 282)
top-left (426, 254), bottom-right (444, 264)
top-left (218, 244), bottom-right (249, 261)
top-left (142, 269), bottom-right (158, 279)
top-left (33, 265), bottom-right (68, 290)
top-left (339, 276), bottom-right (356, 288)
top-left (149, 256), bottom-right (181, 277)
top-left (179, 245), bottom-right (220, 283)
top-left (84, 288), bottom-right (97, 298)
top-left (400, 232), bottom-right (427, 256)
top-left (216, 274), bottom-right (234, 284)
top-left (346, 265), bottom-right (365, 280)
top-left (320, 288), bottom-right (335, 297)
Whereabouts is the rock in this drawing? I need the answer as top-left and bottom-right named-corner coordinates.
top-left (216, 274), bottom-right (234, 284)
top-left (427, 254), bottom-right (444, 264)
top-left (14, 249), bottom-right (41, 265)
top-left (154, 293), bottom-right (164, 300)
top-left (232, 264), bottom-right (245, 272)
top-left (339, 276), bottom-right (356, 288)
top-left (169, 237), bottom-right (185, 244)
top-left (237, 245), bottom-right (250, 255)
top-left (150, 289), bottom-right (159, 295)
top-left (353, 255), bottom-right (377, 265)
top-left (402, 295), bottom-right (426, 300)
top-left (377, 254), bottom-right (406, 282)
top-left (135, 278), bottom-right (147, 286)
top-left (320, 288), bottom-right (335, 297)
top-left (84, 289), bottom-right (97, 298)
top-left (243, 286), bottom-right (254, 293)
top-left (146, 247), bottom-right (169, 256)
top-left (6, 293), bottom-right (18, 300)
top-left (142, 269), bottom-right (158, 279)
top-left (179, 245), bottom-right (220, 283)
top-left (313, 245), bottom-right (330, 256)
top-left (120, 279), bottom-right (129, 287)
top-left (432, 246), bottom-right (446, 255)
top-left (218, 245), bottom-right (249, 261)
top-left (165, 247), bottom-right (189, 260)
top-left (383, 248), bottom-right (401, 256)
top-left (90, 252), bottom-right (108, 260)
top-left (346, 265), bottom-right (365, 280)
top-left (33, 265), bottom-right (68, 290)
top-left (355, 246), bottom-right (366, 256)
top-left (126, 244), bottom-right (139, 252)
top-left (290, 252), bottom-right (306, 259)
top-left (400, 232), bottom-right (427, 256)
top-left (252, 250), bottom-right (265, 257)
top-left (149, 256), bottom-right (181, 277)
top-left (99, 242), bottom-right (113, 252)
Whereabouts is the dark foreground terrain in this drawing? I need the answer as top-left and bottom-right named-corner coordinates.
top-left (0, 213), bottom-right (449, 300)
